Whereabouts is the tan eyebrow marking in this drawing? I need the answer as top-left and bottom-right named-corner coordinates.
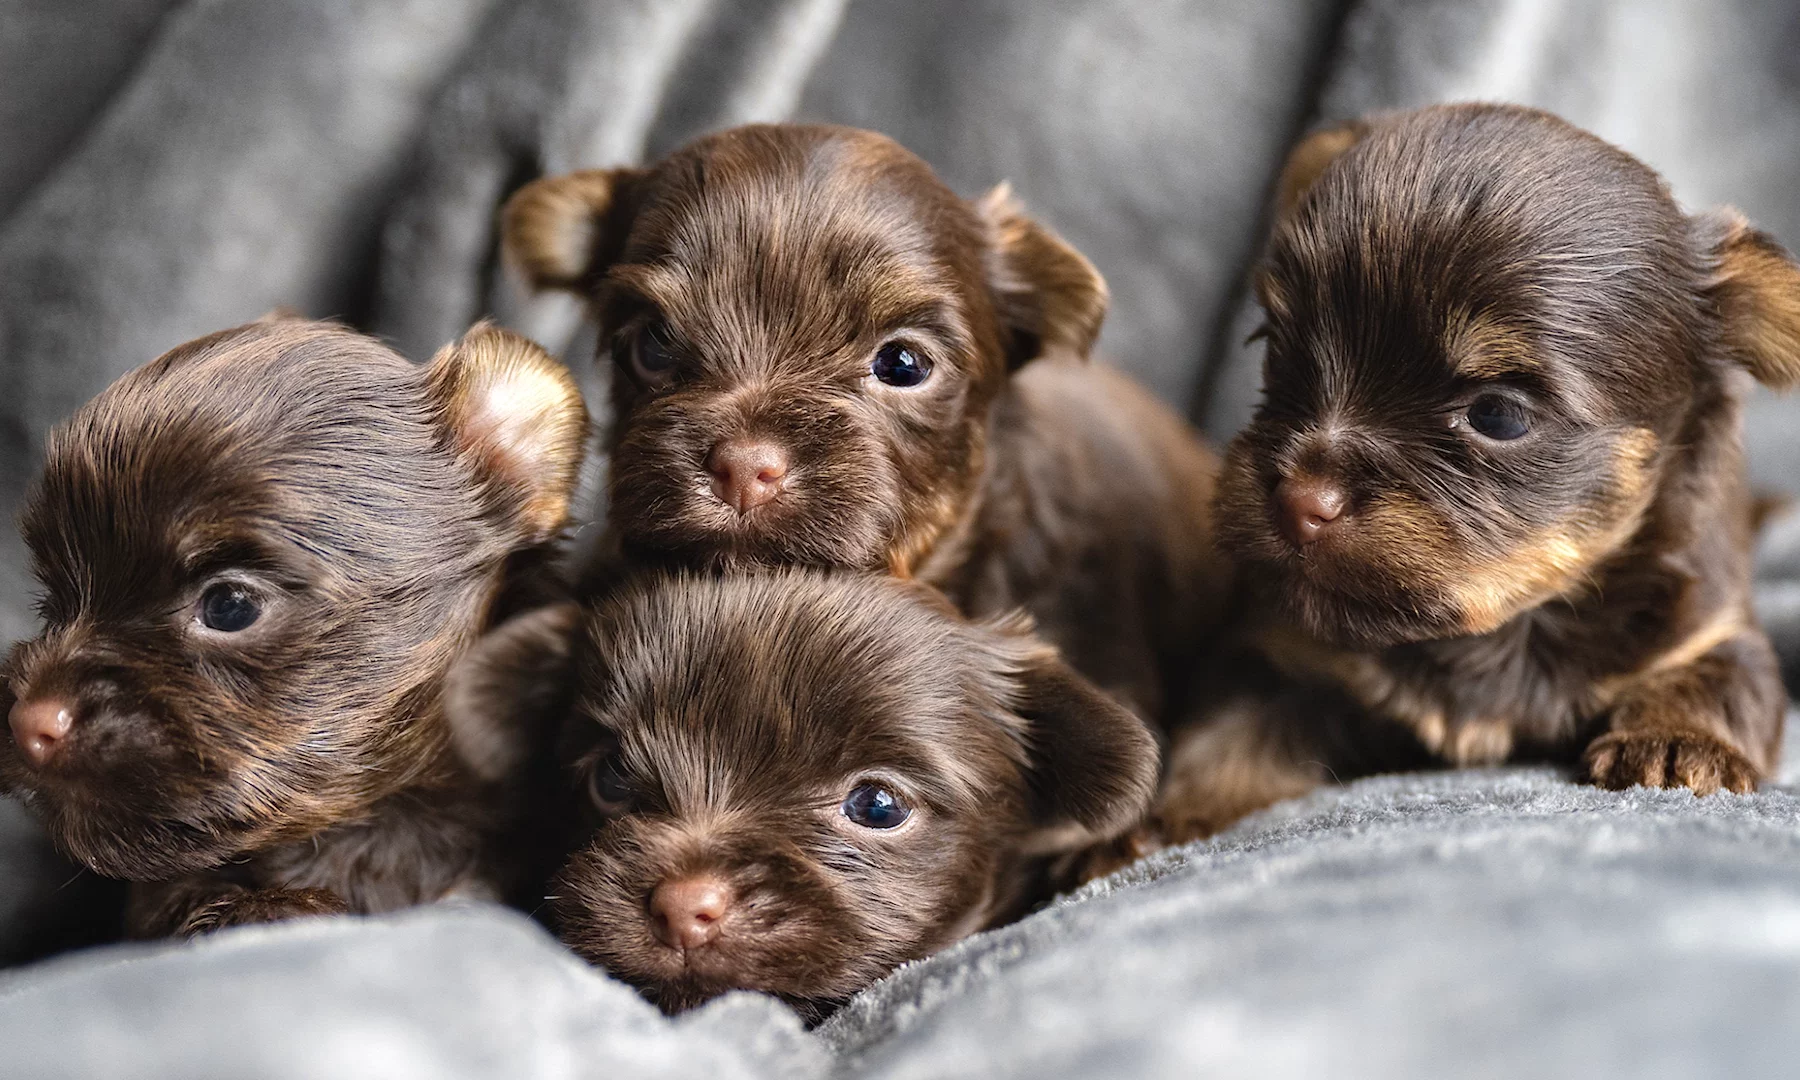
top-left (1448, 310), bottom-right (1540, 380)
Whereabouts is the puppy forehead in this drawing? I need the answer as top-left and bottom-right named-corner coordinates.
top-left (1268, 106), bottom-right (1691, 400)
top-left (27, 323), bottom-right (461, 591)
top-left (618, 128), bottom-right (982, 345)
top-left (582, 573), bottom-right (1017, 797)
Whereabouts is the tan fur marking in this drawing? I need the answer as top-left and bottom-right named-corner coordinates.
top-left (1710, 209), bottom-right (1800, 389)
top-left (502, 169), bottom-right (632, 292)
top-left (1591, 605), bottom-right (1746, 708)
top-left (1274, 122), bottom-right (1368, 221)
top-left (1448, 309), bottom-right (1540, 380)
top-left (1452, 427), bottom-right (1659, 633)
top-left (1158, 703), bottom-right (1323, 842)
top-left (427, 322), bottom-right (589, 542)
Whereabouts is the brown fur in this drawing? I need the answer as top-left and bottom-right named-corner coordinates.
top-left (0, 319), bottom-right (587, 936)
top-left (501, 124), bottom-right (1228, 726)
top-left (445, 570), bottom-right (1157, 1018)
top-left (1170, 104), bottom-right (1795, 840)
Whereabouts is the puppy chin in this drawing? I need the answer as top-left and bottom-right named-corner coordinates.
top-left (31, 792), bottom-right (257, 880)
top-left (1229, 535), bottom-right (1469, 649)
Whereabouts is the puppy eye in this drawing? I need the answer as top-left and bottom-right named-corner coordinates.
top-left (870, 342), bottom-right (932, 388)
top-left (587, 755), bottom-right (634, 812)
top-left (841, 783), bottom-right (911, 829)
top-left (1464, 395), bottom-right (1530, 441)
top-left (198, 584), bottom-right (261, 633)
top-left (628, 325), bottom-right (678, 386)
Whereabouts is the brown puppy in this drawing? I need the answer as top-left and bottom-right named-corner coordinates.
top-left (446, 570), bottom-right (1157, 1018)
top-left (0, 318), bottom-right (588, 936)
top-left (1166, 103), bottom-right (1798, 839)
top-left (500, 123), bottom-right (1226, 725)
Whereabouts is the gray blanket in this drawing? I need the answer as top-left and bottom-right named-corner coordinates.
top-left (8, 742), bottom-right (1800, 1080)
top-left (4, 1), bottom-right (1800, 1075)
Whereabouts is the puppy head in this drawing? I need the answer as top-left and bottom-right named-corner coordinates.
top-left (1, 320), bottom-right (586, 879)
top-left (501, 124), bottom-right (1106, 574)
top-left (1217, 103), bottom-right (1800, 647)
top-left (451, 570), bottom-right (1154, 1015)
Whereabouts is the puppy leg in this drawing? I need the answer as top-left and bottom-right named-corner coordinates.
top-left (1157, 696), bottom-right (1328, 844)
top-left (1585, 629), bottom-right (1785, 795)
top-left (128, 877), bottom-right (350, 939)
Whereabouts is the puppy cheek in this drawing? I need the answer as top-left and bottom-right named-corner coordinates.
top-left (1211, 439), bottom-right (1285, 559)
top-left (1440, 429), bottom-right (1660, 633)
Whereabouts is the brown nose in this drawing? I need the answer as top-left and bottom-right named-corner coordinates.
top-left (649, 875), bottom-right (733, 951)
top-left (1275, 476), bottom-right (1349, 547)
top-left (9, 697), bottom-right (75, 767)
top-left (706, 439), bottom-right (789, 513)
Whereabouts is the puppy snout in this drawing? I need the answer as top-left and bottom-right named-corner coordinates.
top-left (9, 696), bottom-right (76, 767)
top-left (706, 439), bottom-right (789, 513)
top-left (649, 875), bottom-right (734, 950)
top-left (1275, 476), bottom-right (1348, 547)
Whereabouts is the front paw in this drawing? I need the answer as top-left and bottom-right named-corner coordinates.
top-left (1583, 729), bottom-right (1760, 796)
top-left (1057, 823), bottom-right (1164, 886)
top-left (179, 887), bottom-right (350, 937)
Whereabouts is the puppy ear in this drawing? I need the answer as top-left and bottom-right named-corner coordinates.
top-left (977, 183), bottom-right (1109, 366)
top-left (1004, 639), bottom-right (1159, 853)
top-left (443, 603), bottom-right (582, 783)
top-left (1700, 209), bottom-right (1800, 389)
top-left (501, 168), bottom-right (645, 293)
top-left (425, 321), bottom-right (589, 544)
top-left (1273, 120), bottom-right (1368, 222)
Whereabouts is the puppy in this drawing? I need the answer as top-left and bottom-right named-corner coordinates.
top-left (1164, 103), bottom-right (1798, 839)
top-left (446, 570), bottom-right (1158, 1017)
top-left (500, 123), bottom-right (1227, 726)
top-left (0, 318), bottom-right (588, 936)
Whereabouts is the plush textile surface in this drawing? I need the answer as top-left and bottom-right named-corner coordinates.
top-left (6, 743), bottom-right (1800, 1080)
top-left (4, 1), bottom-right (1800, 1076)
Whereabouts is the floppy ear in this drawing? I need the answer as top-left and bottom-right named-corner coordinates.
top-left (442, 603), bottom-right (582, 783)
top-left (501, 167), bottom-right (646, 294)
top-left (1004, 641), bottom-right (1160, 854)
top-left (976, 183), bottom-right (1109, 367)
top-left (1699, 209), bottom-right (1800, 389)
top-left (1272, 120), bottom-right (1368, 223)
top-left (425, 321), bottom-right (589, 544)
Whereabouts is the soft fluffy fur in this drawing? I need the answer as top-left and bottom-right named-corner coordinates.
top-left (501, 123), bottom-right (1227, 724)
top-left (0, 318), bottom-right (587, 936)
top-left (446, 570), bottom-right (1158, 1019)
top-left (1166, 104), bottom-right (1798, 839)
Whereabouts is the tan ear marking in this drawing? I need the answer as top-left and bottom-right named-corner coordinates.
top-left (1273, 120), bottom-right (1368, 222)
top-left (426, 321), bottom-right (589, 542)
top-left (1705, 208), bottom-right (1800, 389)
top-left (977, 182), bottom-right (1109, 364)
top-left (501, 168), bottom-right (640, 293)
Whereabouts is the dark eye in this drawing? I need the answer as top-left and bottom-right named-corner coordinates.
top-left (842, 783), bottom-right (912, 829)
top-left (587, 755), bottom-right (633, 812)
top-left (198, 584), bottom-right (260, 633)
top-left (870, 342), bottom-right (932, 388)
top-left (628, 324), bottom-right (677, 386)
top-left (1465, 395), bottom-right (1530, 440)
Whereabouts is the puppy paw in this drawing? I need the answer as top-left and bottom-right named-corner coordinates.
top-left (179, 887), bottom-right (350, 936)
top-left (1583, 729), bottom-right (1759, 796)
top-left (1060, 824), bottom-right (1164, 885)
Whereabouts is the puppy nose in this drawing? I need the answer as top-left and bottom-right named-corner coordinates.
top-left (706, 439), bottom-right (789, 513)
top-left (649, 875), bottom-right (733, 951)
top-left (9, 697), bottom-right (75, 767)
top-left (1275, 476), bottom-right (1349, 546)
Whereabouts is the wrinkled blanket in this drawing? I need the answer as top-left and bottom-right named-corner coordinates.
top-left (4, 1), bottom-right (1800, 1076)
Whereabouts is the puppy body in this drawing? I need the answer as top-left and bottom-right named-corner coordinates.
top-left (448, 570), bottom-right (1158, 1018)
top-left (1, 319), bottom-right (588, 936)
top-left (1167, 104), bottom-right (1797, 838)
top-left (503, 123), bottom-right (1228, 724)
